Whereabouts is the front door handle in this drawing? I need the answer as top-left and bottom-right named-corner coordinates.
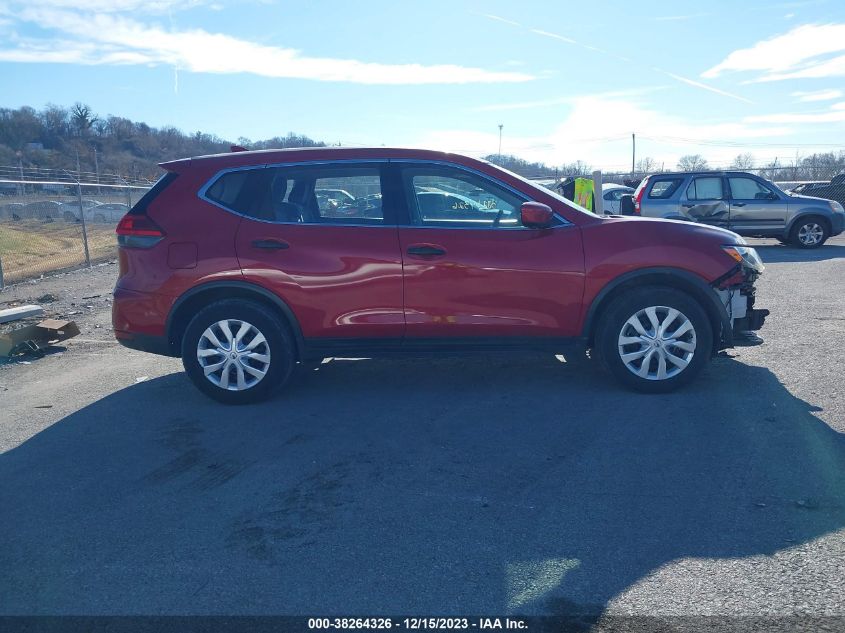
top-left (407, 244), bottom-right (446, 257)
top-left (252, 239), bottom-right (289, 250)
top-left (681, 203), bottom-right (695, 209)
top-left (733, 202), bottom-right (746, 207)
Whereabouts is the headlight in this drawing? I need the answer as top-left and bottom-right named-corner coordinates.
top-left (722, 245), bottom-right (765, 273)
top-left (830, 201), bottom-right (844, 214)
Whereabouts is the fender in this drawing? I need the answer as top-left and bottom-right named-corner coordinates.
top-left (166, 280), bottom-right (306, 356)
top-left (580, 266), bottom-right (733, 350)
top-left (785, 210), bottom-right (834, 234)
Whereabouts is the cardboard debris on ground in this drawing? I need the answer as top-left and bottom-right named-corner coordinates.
top-left (0, 305), bottom-right (44, 324)
top-left (0, 319), bottom-right (80, 357)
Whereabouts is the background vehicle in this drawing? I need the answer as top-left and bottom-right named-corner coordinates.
top-left (601, 183), bottom-right (635, 214)
top-left (22, 200), bottom-right (63, 221)
top-left (60, 199), bottom-right (102, 222)
top-left (788, 173), bottom-right (845, 206)
top-left (113, 148), bottom-right (768, 404)
top-left (633, 170), bottom-right (845, 248)
top-left (88, 202), bottom-right (130, 223)
top-left (0, 202), bottom-right (24, 220)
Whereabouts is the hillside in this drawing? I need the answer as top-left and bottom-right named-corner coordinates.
top-left (0, 103), bottom-right (327, 182)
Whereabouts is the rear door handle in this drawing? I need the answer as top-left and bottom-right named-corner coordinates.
top-left (681, 204), bottom-right (695, 209)
top-left (252, 239), bottom-right (289, 250)
top-left (407, 244), bottom-right (446, 257)
top-left (733, 202), bottom-right (746, 207)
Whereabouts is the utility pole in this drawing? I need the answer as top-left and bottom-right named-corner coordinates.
top-left (16, 151), bottom-right (24, 195)
top-left (498, 124), bottom-right (503, 160)
top-left (93, 146), bottom-right (100, 194)
top-left (75, 148), bottom-right (81, 180)
top-left (631, 133), bottom-right (636, 175)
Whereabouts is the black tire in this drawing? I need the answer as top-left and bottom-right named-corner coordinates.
top-left (595, 286), bottom-right (713, 393)
top-left (181, 299), bottom-right (295, 404)
top-left (789, 216), bottom-right (829, 249)
top-left (63, 211), bottom-right (77, 223)
top-left (94, 214), bottom-right (106, 223)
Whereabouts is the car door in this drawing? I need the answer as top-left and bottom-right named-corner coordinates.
top-left (394, 162), bottom-right (585, 339)
top-left (224, 162), bottom-right (405, 340)
top-left (726, 175), bottom-right (787, 232)
top-left (681, 176), bottom-right (730, 228)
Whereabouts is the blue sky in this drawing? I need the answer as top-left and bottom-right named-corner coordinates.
top-left (0, 0), bottom-right (844, 171)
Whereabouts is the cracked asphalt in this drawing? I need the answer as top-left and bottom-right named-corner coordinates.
top-left (0, 236), bottom-right (843, 621)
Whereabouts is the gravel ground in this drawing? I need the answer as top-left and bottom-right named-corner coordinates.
top-left (0, 236), bottom-right (843, 621)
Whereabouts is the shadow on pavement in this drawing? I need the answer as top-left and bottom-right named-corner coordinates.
top-left (2, 353), bottom-right (844, 617)
top-left (754, 243), bottom-right (845, 263)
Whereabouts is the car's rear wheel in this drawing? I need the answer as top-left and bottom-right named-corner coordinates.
top-left (63, 211), bottom-right (77, 223)
top-left (181, 300), bottom-right (295, 404)
top-left (596, 286), bottom-right (713, 393)
top-left (790, 216), bottom-right (828, 248)
top-left (94, 213), bottom-right (106, 223)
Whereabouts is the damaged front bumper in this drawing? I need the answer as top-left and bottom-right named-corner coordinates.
top-left (712, 264), bottom-right (770, 348)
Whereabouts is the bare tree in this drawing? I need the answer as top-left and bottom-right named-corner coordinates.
top-left (730, 153), bottom-right (755, 170)
top-left (635, 157), bottom-right (658, 174)
top-left (677, 154), bottom-right (709, 171)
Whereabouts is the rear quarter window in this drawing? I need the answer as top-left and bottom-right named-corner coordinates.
top-left (648, 178), bottom-right (683, 199)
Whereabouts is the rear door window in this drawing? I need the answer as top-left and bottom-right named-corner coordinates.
top-left (203, 163), bottom-right (387, 225)
top-left (686, 177), bottom-right (724, 200)
top-left (648, 179), bottom-right (683, 199)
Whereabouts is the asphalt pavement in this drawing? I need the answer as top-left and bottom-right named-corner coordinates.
top-left (1, 236), bottom-right (844, 621)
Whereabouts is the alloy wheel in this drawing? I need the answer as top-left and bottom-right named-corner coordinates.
top-left (617, 306), bottom-right (696, 381)
top-left (797, 222), bottom-right (824, 246)
top-left (196, 319), bottom-right (271, 391)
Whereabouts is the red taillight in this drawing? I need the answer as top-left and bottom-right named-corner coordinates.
top-left (116, 214), bottom-right (165, 248)
top-left (633, 178), bottom-right (647, 215)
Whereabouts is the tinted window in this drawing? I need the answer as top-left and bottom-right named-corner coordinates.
top-left (687, 177), bottom-right (723, 200)
top-left (204, 164), bottom-right (385, 224)
top-left (729, 177), bottom-right (775, 200)
top-left (648, 179), bottom-right (682, 199)
top-left (402, 166), bottom-right (526, 228)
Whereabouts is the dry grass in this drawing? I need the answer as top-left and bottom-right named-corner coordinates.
top-left (0, 220), bottom-right (118, 283)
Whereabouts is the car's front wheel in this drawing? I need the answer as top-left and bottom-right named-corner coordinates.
top-left (181, 300), bottom-right (295, 404)
top-left (790, 216), bottom-right (828, 248)
top-left (596, 286), bottom-right (713, 393)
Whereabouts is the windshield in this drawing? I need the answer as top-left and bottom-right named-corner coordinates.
top-left (485, 161), bottom-right (600, 217)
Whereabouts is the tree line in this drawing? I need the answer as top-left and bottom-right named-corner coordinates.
top-left (0, 103), bottom-right (325, 182)
top-left (1, 103), bottom-right (842, 183)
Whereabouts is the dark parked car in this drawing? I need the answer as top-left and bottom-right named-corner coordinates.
top-left (788, 173), bottom-right (845, 206)
top-left (633, 171), bottom-right (844, 248)
top-left (113, 148), bottom-right (768, 403)
top-left (0, 202), bottom-right (24, 220)
top-left (22, 200), bottom-right (63, 221)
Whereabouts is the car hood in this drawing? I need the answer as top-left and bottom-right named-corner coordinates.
top-left (787, 194), bottom-right (830, 204)
top-left (599, 214), bottom-right (744, 243)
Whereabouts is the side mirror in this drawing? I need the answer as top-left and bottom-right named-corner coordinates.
top-left (619, 194), bottom-right (635, 215)
top-left (521, 202), bottom-right (555, 228)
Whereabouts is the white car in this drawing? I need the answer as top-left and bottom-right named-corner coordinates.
top-left (602, 183), bottom-right (635, 214)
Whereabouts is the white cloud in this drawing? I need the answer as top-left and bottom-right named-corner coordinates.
top-left (655, 69), bottom-right (753, 103)
top-left (745, 102), bottom-right (845, 123)
top-left (791, 88), bottom-right (843, 101)
top-left (415, 96), bottom-right (792, 170)
top-left (702, 23), bottom-right (845, 81)
top-left (22, 0), bottom-right (211, 13)
top-left (482, 14), bottom-right (523, 27)
top-left (0, 7), bottom-right (534, 85)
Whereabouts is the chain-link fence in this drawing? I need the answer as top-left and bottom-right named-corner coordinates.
top-left (0, 170), bottom-right (152, 286)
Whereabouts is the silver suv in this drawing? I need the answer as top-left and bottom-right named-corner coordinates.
top-left (632, 171), bottom-right (845, 248)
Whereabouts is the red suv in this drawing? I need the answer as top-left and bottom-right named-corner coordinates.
top-left (113, 148), bottom-right (768, 403)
